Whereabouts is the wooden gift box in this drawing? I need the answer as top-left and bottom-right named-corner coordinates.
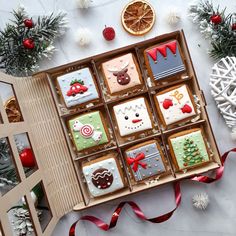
top-left (0, 30), bottom-right (222, 236)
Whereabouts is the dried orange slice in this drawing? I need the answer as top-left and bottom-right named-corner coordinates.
top-left (121, 0), bottom-right (156, 36)
top-left (4, 97), bottom-right (22, 123)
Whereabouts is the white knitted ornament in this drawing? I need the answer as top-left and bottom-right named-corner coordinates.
top-left (210, 57), bottom-right (236, 140)
top-left (192, 193), bottom-right (209, 210)
top-left (76, 0), bottom-right (92, 9)
top-left (166, 8), bottom-right (181, 26)
top-left (75, 28), bottom-right (92, 47)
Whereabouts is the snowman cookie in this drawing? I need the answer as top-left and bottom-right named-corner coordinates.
top-left (57, 67), bottom-right (99, 108)
top-left (101, 53), bottom-right (143, 95)
top-left (82, 154), bottom-right (125, 197)
top-left (154, 84), bottom-right (197, 127)
top-left (68, 111), bottom-right (109, 152)
top-left (113, 97), bottom-right (153, 137)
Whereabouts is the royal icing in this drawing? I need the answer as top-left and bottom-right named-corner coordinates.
top-left (82, 157), bottom-right (124, 197)
top-left (113, 97), bottom-right (153, 137)
top-left (69, 111), bottom-right (109, 151)
top-left (102, 53), bottom-right (142, 94)
top-left (125, 141), bottom-right (166, 182)
top-left (57, 67), bottom-right (99, 108)
top-left (145, 40), bottom-right (185, 80)
top-left (169, 129), bottom-right (209, 170)
top-left (155, 84), bottom-right (196, 125)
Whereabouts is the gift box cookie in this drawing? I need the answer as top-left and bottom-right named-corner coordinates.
top-left (101, 53), bottom-right (142, 94)
top-left (57, 67), bottom-right (99, 108)
top-left (144, 40), bottom-right (185, 81)
top-left (168, 128), bottom-right (210, 171)
top-left (154, 84), bottom-right (197, 126)
top-left (68, 111), bottom-right (109, 152)
top-left (125, 140), bottom-right (166, 182)
top-left (113, 97), bottom-right (153, 137)
top-left (82, 155), bottom-right (125, 197)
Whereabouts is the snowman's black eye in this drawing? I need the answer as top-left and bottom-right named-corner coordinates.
top-left (124, 116), bottom-right (129, 120)
top-left (135, 113), bottom-right (139, 117)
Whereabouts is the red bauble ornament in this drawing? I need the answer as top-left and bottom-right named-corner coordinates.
top-left (23, 38), bottom-right (35, 49)
top-left (20, 148), bottom-right (36, 168)
top-left (24, 19), bottom-right (34, 28)
top-left (103, 26), bottom-right (115, 41)
top-left (210, 14), bottom-right (222, 25)
top-left (232, 23), bottom-right (236, 31)
top-left (162, 99), bottom-right (173, 109)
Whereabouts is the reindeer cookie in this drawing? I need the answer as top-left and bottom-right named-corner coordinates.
top-left (101, 53), bottom-right (142, 95)
top-left (68, 111), bottom-right (109, 151)
top-left (57, 67), bottom-right (99, 108)
top-left (154, 84), bottom-right (197, 127)
top-left (113, 97), bottom-right (153, 137)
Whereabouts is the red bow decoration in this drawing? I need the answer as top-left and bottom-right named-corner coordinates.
top-left (69, 148), bottom-right (236, 236)
top-left (126, 152), bottom-right (147, 172)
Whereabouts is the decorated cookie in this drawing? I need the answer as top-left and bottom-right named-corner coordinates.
top-left (57, 67), bottom-right (99, 108)
top-left (125, 140), bottom-right (166, 182)
top-left (101, 53), bottom-right (142, 94)
top-left (82, 155), bottom-right (125, 197)
top-left (68, 111), bottom-right (109, 151)
top-left (168, 128), bottom-right (210, 171)
top-left (113, 97), bottom-right (153, 137)
top-left (155, 84), bottom-right (197, 126)
top-left (144, 40), bottom-right (185, 81)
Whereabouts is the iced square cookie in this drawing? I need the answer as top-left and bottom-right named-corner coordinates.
top-left (125, 140), bottom-right (166, 182)
top-left (101, 53), bottom-right (142, 94)
top-left (57, 67), bottom-right (99, 108)
top-left (113, 97), bottom-right (153, 137)
top-left (68, 111), bottom-right (109, 151)
top-left (82, 155), bottom-right (125, 197)
top-left (154, 84), bottom-right (197, 126)
top-left (144, 40), bottom-right (185, 81)
top-left (168, 128), bottom-right (210, 171)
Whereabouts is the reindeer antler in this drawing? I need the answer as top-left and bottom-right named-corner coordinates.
top-left (107, 61), bottom-right (130, 73)
top-left (121, 61), bottom-right (129, 70)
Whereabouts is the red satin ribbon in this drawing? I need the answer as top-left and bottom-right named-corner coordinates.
top-left (126, 152), bottom-right (147, 172)
top-left (69, 148), bottom-right (236, 236)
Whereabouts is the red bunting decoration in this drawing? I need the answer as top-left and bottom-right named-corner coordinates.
top-left (69, 148), bottom-right (236, 236)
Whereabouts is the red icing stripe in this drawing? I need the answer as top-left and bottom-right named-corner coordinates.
top-left (147, 40), bottom-right (177, 61)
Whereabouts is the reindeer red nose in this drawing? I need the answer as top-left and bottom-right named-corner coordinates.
top-left (132, 119), bottom-right (142, 123)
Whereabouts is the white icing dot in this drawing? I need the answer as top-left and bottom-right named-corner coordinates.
top-left (97, 126), bottom-right (100, 129)
top-left (149, 172), bottom-right (152, 175)
top-left (108, 182), bottom-right (111, 186)
top-left (98, 185), bottom-right (101, 189)
top-left (85, 172), bottom-right (89, 176)
top-left (87, 181), bottom-right (91, 184)
top-left (75, 135), bottom-right (79, 139)
top-left (146, 148), bottom-right (149, 152)
top-left (155, 164), bottom-right (158, 167)
top-left (111, 167), bottom-right (115, 171)
top-left (99, 164), bottom-right (102, 167)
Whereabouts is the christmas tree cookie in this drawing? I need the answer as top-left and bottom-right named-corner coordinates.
top-left (168, 128), bottom-right (210, 171)
top-left (57, 67), bottom-right (99, 108)
top-left (68, 111), bottom-right (109, 152)
top-left (125, 140), bottom-right (166, 182)
top-left (113, 97), bottom-right (153, 137)
top-left (101, 53), bottom-right (142, 94)
top-left (155, 84), bottom-right (197, 126)
top-left (82, 154), bottom-right (125, 197)
top-left (144, 40), bottom-right (186, 81)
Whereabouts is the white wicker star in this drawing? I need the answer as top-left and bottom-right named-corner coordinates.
top-left (210, 57), bottom-right (236, 139)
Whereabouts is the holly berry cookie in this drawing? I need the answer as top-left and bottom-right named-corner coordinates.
top-left (82, 154), bottom-right (125, 197)
top-left (57, 67), bottom-right (99, 108)
top-left (154, 84), bottom-right (197, 127)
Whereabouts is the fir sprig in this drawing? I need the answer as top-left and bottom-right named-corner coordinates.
top-left (0, 6), bottom-right (67, 76)
top-left (189, 1), bottom-right (236, 59)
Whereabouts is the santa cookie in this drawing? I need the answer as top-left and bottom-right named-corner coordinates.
top-left (68, 111), bottom-right (109, 152)
top-left (101, 53), bottom-right (142, 94)
top-left (82, 155), bottom-right (125, 197)
top-left (113, 97), bottom-right (153, 137)
top-left (154, 84), bottom-right (197, 127)
top-left (57, 67), bottom-right (99, 108)
top-left (125, 140), bottom-right (166, 182)
top-left (168, 128), bottom-right (210, 171)
top-left (144, 40), bottom-right (185, 81)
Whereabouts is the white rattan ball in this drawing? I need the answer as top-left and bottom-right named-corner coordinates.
top-left (75, 28), bottom-right (92, 47)
top-left (210, 57), bottom-right (236, 140)
top-left (166, 8), bottom-right (181, 26)
top-left (192, 192), bottom-right (209, 210)
top-left (76, 0), bottom-right (92, 9)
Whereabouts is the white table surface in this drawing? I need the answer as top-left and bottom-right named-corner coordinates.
top-left (1, 0), bottom-right (236, 235)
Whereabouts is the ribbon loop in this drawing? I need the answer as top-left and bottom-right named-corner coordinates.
top-left (127, 152), bottom-right (147, 172)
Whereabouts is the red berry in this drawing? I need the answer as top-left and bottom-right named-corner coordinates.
top-left (24, 19), bottom-right (34, 28)
top-left (162, 99), bottom-right (173, 109)
top-left (103, 26), bottom-right (115, 41)
top-left (23, 38), bottom-right (35, 49)
top-left (20, 148), bottom-right (36, 168)
top-left (232, 23), bottom-right (236, 30)
top-left (210, 14), bottom-right (222, 25)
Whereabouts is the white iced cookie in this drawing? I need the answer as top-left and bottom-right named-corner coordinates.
top-left (113, 97), bottom-right (153, 137)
